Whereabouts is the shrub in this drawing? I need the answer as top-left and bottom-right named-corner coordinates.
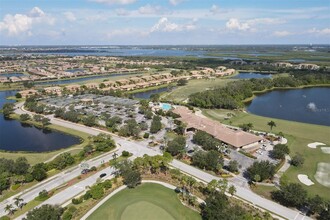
top-left (90, 166), bottom-right (97, 172)
top-left (71, 198), bottom-right (82, 205)
top-left (143, 132), bottom-right (150, 139)
top-left (122, 151), bottom-right (130, 157)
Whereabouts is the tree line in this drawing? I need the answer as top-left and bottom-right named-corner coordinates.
top-left (189, 73), bottom-right (330, 109)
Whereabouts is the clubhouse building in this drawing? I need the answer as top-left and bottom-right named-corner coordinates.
top-left (173, 106), bottom-right (263, 149)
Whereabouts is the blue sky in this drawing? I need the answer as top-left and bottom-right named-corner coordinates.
top-left (0, 0), bottom-right (329, 45)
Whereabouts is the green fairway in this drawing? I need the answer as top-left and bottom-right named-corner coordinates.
top-left (162, 78), bottom-right (235, 102)
top-left (203, 109), bottom-right (330, 199)
top-left (87, 183), bottom-right (201, 220)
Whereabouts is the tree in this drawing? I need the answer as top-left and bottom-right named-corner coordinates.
top-left (192, 131), bottom-right (221, 151)
top-left (228, 185), bottom-right (236, 196)
top-left (318, 202), bottom-right (330, 220)
top-left (4, 204), bottom-right (14, 215)
top-left (31, 163), bottom-right (47, 181)
top-left (267, 120), bottom-right (276, 130)
top-left (166, 136), bottom-right (186, 156)
top-left (270, 144), bottom-right (290, 159)
top-left (123, 169), bottom-right (141, 188)
top-left (201, 191), bottom-right (229, 220)
top-left (0, 177), bottom-right (10, 193)
top-left (227, 160), bottom-right (239, 173)
top-left (150, 115), bottom-right (162, 134)
top-left (89, 184), bottom-right (104, 200)
top-left (118, 160), bottom-right (141, 188)
top-left (15, 93), bottom-right (22, 99)
top-left (291, 153), bottom-right (304, 167)
top-left (246, 160), bottom-right (276, 182)
top-left (41, 117), bottom-right (51, 128)
top-left (2, 103), bottom-right (15, 117)
top-left (82, 115), bottom-right (96, 127)
top-left (177, 79), bottom-right (188, 86)
top-left (271, 183), bottom-right (307, 207)
top-left (14, 157), bottom-right (30, 175)
top-left (239, 123), bottom-right (253, 131)
top-left (308, 195), bottom-right (325, 215)
top-left (192, 150), bottom-right (222, 172)
top-left (49, 153), bottom-right (75, 170)
top-left (20, 114), bottom-right (31, 121)
top-left (24, 204), bottom-right (63, 220)
top-left (119, 119), bottom-right (140, 137)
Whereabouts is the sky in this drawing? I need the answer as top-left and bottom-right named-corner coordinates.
top-left (0, 0), bottom-right (329, 45)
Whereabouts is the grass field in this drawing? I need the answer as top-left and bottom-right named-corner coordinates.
top-left (162, 78), bottom-right (235, 102)
top-left (0, 117), bottom-right (91, 165)
top-left (203, 109), bottom-right (330, 200)
top-left (87, 183), bottom-right (201, 220)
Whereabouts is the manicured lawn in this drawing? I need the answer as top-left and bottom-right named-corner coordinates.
top-left (250, 185), bottom-right (278, 200)
top-left (203, 109), bottom-right (330, 199)
top-left (162, 78), bottom-right (235, 102)
top-left (87, 183), bottom-right (201, 220)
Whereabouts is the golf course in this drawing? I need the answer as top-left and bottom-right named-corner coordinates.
top-left (86, 183), bottom-right (201, 220)
top-left (203, 108), bottom-right (330, 200)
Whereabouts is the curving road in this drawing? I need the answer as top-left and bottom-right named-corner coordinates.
top-left (0, 102), bottom-right (310, 220)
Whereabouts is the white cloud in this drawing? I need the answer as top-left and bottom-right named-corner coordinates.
top-left (115, 8), bottom-right (130, 16)
top-left (210, 5), bottom-right (220, 15)
top-left (226, 18), bottom-right (285, 32)
top-left (29, 7), bottom-right (45, 17)
top-left (273, 31), bottom-right (292, 37)
top-left (90, 0), bottom-right (136, 5)
top-left (150, 17), bottom-right (196, 33)
top-left (0, 7), bottom-right (54, 36)
top-left (169, 0), bottom-right (184, 6)
top-left (63, 12), bottom-right (76, 22)
top-left (138, 4), bottom-right (161, 15)
top-left (308, 27), bottom-right (330, 35)
top-left (226, 18), bottom-right (250, 31)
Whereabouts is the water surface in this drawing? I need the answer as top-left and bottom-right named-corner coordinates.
top-left (0, 90), bottom-right (81, 152)
top-left (247, 87), bottom-right (330, 126)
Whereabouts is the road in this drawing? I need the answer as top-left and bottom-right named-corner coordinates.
top-left (1, 102), bottom-right (310, 220)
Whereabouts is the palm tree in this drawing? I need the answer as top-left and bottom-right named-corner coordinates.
top-left (4, 204), bottom-right (14, 215)
top-left (14, 197), bottom-right (24, 209)
top-left (267, 121), bottom-right (276, 130)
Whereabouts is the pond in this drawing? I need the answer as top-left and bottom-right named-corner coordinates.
top-left (0, 90), bottom-right (81, 152)
top-left (232, 72), bottom-right (272, 79)
top-left (132, 87), bottom-right (171, 99)
top-left (247, 87), bottom-right (330, 126)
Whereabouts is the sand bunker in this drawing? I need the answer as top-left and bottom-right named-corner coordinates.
top-left (314, 163), bottom-right (330, 188)
top-left (298, 174), bottom-right (314, 186)
top-left (321, 147), bottom-right (330, 154)
top-left (307, 142), bottom-right (326, 149)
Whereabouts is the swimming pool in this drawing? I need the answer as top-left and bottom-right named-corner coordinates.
top-left (160, 103), bottom-right (172, 111)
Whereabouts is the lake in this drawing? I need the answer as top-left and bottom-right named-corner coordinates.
top-left (132, 87), bottom-right (171, 99)
top-left (0, 90), bottom-right (81, 152)
top-left (247, 87), bottom-right (330, 126)
top-left (232, 72), bottom-right (272, 79)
